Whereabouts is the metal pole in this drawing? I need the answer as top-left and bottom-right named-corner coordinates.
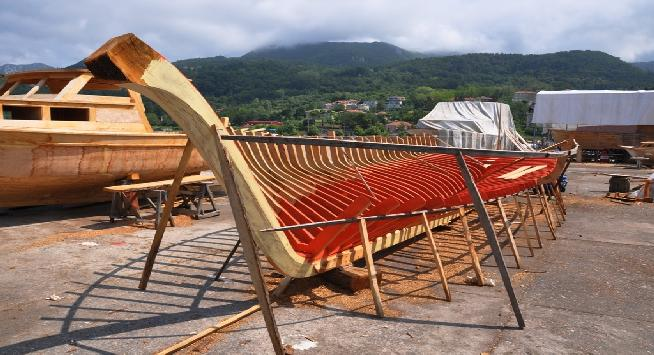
top-left (455, 151), bottom-right (525, 329)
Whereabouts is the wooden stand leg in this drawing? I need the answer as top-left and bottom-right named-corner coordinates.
top-left (513, 196), bottom-right (534, 257)
top-left (525, 192), bottom-right (543, 248)
top-left (215, 134), bottom-right (284, 355)
top-left (456, 152), bottom-right (525, 329)
top-left (496, 198), bottom-right (522, 269)
top-left (139, 141), bottom-right (194, 290)
top-left (545, 185), bottom-right (562, 227)
top-left (421, 212), bottom-right (451, 301)
top-left (458, 207), bottom-right (485, 286)
top-left (537, 185), bottom-right (558, 239)
top-left (358, 218), bottom-right (385, 317)
top-left (553, 185), bottom-right (566, 219)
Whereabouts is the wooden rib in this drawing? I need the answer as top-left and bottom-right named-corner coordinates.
top-left (54, 73), bottom-right (93, 100)
top-left (23, 78), bottom-right (47, 98)
top-left (2, 80), bottom-right (21, 96)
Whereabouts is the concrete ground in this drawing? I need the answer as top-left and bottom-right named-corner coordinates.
top-left (0, 162), bottom-right (653, 354)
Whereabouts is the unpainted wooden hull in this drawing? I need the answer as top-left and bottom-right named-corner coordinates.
top-left (0, 128), bottom-right (206, 207)
top-left (621, 146), bottom-right (654, 165)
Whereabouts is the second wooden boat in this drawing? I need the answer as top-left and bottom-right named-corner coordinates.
top-left (0, 69), bottom-right (206, 207)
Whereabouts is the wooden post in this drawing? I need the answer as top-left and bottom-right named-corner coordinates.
top-left (513, 196), bottom-right (534, 257)
top-left (458, 207), bottom-right (485, 285)
top-left (215, 134), bottom-right (285, 355)
top-left (455, 151), bottom-right (525, 329)
top-left (496, 198), bottom-right (522, 269)
top-left (358, 218), bottom-right (385, 317)
top-left (421, 212), bottom-right (451, 301)
top-left (524, 192), bottom-right (543, 248)
top-left (553, 185), bottom-right (566, 219)
top-left (139, 141), bottom-right (194, 290)
top-left (543, 185), bottom-right (562, 227)
top-left (537, 185), bottom-right (558, 239)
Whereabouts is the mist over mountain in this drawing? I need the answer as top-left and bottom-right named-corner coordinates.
top-left (242, 41), bottom-right (426, 66)
top-left (632, 61), bottom-right (654, 73)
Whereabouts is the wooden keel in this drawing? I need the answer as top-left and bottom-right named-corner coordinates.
top-left (358, 218), bottom-right (385, 317)
top-left (139, 141), bottom-right (194, 290)
top-left (421, 212), bottom-right (451, 301)
top-left (215, 132), bottom-right (285, 354)
top-left (455, 152), bottom-right (525, 329)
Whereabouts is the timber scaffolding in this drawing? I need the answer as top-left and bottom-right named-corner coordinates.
top-left (83, 33), bottom-right (576, 354)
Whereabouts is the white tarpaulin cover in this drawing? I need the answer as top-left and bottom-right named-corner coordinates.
top-left (416, 101), bottom-right (530, 150)
top-left (533, 90), bottom-right (654, 126)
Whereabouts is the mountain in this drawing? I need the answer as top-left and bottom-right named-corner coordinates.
top-left (632, 61), bottom-right (654, 73)
top-left (175, 50), bottom-right (654, 105)
top-left (242, 41), bottom-right (425, 66)
top-left (0, 63), bottom-right (52, 74)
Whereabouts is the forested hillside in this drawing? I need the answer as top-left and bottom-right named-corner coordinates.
top-left (168, 49), bottom-right (654, 132)
top-left (632, 61), bottom-right (654, 73)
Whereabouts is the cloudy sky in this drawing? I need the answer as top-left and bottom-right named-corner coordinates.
top-left (2, 0), bottom-right (653, 67)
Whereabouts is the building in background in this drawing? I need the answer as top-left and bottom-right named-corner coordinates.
top-left (385, 96), bottom-right (406, 110)
top-left (385, 120), bottom-right (413, 133)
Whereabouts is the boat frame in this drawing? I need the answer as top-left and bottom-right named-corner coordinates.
top-left (83, 33), bottom-right (576, 354)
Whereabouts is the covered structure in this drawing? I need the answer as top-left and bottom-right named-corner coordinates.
top-left (533, 90), bottom-right (654, 149)
top-left (416, 101), bottom-right (531, 150)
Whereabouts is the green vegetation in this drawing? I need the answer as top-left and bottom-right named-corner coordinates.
top-left (632, 61), bottom-right (654, 73)
top-left (144, 46), bottom-right (654, 135)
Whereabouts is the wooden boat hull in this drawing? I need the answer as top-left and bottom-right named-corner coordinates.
top-left (83, 33), bottom-right (572, 278)
top-left (0, 128), bottom-right (206, 207)
top-left (551, 126), bottom-right (654, 150)
top-left (621, 145), bottom-right (654, 166)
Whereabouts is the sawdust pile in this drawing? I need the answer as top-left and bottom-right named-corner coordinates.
top-left (18, 214), bottom-right (195, 252)
top-left (19, 225), bottom-right (140, 251)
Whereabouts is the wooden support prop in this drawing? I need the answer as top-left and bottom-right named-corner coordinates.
top-left (421, 212), bottom-right (451, 301)
top-left (458, 207), bottom-right (485, 285)
top-left (524, 192), bottom-right (543, 248)
top-left (513, 196), bottom-right (534, 257)
top-left (358, 218), bottom-right (385, 317)
top-left (554, 185), bottom-right (566, 215)
top-left (553, 185), bottom-right (566, 219)
top-left (537, 185), bottom-right (558, 238)
top-left (215, 132), bottom-right (285, 354)
top-left (214, 239), bottom-right (241, 281)
top-left (139, 140), bottom-right (194, 290)
top-left (496, 198), bottom-right (522, 269)
top-left (455, 151), bottom-right (525, 329)
top-left (544, 185), bottom-right (562, 227)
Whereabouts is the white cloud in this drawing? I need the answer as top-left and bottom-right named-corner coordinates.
top-left (0, 0), bottom-right (653, 66)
